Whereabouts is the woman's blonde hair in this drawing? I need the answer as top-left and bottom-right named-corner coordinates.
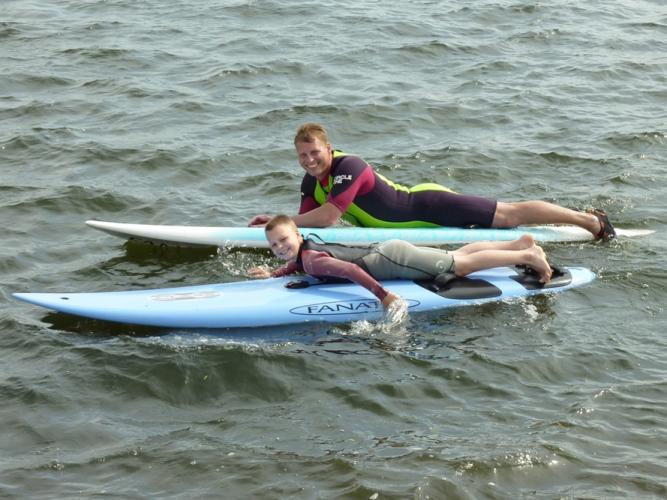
top-left (294, 123), bottom-right (329, 146)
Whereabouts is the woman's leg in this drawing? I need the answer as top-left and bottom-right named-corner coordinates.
top-left (493, 200), bottom-right (601, 235)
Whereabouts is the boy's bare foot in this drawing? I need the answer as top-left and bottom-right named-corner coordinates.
top-left (516, 233), bottom-right (536, 250)
top-left (523, 246), bottom-right (552, 282)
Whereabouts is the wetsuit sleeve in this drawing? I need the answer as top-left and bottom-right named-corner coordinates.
top-left (270, 261), bottom-right (300, 278)
top-left (327, 156), bottom-right (375, 213)
top-left (301, 249), bottom-right (388, 301)
top-left (299, 174), bottom-right (320, 214)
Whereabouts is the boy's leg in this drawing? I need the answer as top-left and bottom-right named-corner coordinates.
top-left (453, 234), bottom-right (535, 256)
top-left (453, 247), bottom-right (552, 282)
top-left (362, 240), bottom-right (454, 280)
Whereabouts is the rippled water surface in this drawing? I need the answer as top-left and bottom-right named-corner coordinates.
top-left (2, 0), bottom-right (666, 498)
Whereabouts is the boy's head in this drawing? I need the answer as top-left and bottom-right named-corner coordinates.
top-left (264, 215), bottom-right (302, 262)
top-left (264, 214), bottom-right (297, 233)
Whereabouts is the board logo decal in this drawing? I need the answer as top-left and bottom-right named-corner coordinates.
top-left (150, 291), bottom-right (221, 301)
top-left (290, 298), bottom-right (420, 316)
top-left (333, 174), bottom-right (353, 185)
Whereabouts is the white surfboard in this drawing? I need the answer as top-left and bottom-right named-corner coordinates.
top-left (85, 220), bottom-right (654, 248)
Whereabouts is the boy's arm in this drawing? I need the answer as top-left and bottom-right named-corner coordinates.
top-left (270, 261), bottom-right (300, 277)
top-left (248, 261), bottom-right (299, 279)
top-left (302, 250), bottom-right (389, 302)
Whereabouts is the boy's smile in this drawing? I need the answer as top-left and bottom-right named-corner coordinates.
top-left (266, 224), bottom-right (303, 262)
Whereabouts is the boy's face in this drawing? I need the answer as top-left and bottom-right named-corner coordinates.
top-left (266, 224), bottom-right (303, 262)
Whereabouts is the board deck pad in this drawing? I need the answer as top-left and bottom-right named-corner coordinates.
top-left (14, 266), bottom-right (594, 329)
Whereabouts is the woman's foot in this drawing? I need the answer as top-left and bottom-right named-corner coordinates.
top-left (589, 208), bottom-right (616, 241)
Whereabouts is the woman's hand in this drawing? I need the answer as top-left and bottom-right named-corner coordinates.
top-left (248, 214), bottom-right (271, 227)
top-left (247, 266), bottom-right (271, 279)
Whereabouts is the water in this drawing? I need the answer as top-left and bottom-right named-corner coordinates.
top-left (2, 0), bottom-right (666, 497)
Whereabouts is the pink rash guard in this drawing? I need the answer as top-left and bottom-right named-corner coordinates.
top-left (270, 247), bottom-right (389, 302)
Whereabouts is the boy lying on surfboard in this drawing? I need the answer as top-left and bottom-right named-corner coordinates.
top-left (248, 215), bottom-right (554, 311)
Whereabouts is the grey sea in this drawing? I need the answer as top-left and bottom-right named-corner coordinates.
top-left (2, 0), bottom-right (666, 498)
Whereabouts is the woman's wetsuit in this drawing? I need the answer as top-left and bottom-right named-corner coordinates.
top-left (299, 151), bottom-right (497, 228)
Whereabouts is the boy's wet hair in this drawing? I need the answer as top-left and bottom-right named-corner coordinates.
top-left (265, 214), bottom-right (298, 233)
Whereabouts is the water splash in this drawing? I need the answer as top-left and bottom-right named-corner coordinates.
top-left (334, 296), bottom-right (411, 344)
top-left (382, 295), bottom-right (409, 328)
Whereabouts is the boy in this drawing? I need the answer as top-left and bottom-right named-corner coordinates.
top-left (249, 215), bottom-right (554, 311)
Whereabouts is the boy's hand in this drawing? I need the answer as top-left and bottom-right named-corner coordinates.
top-left (381, 291), bottom-right (402, 309)
top-left (382, 291), bottom-right (408, 324)
top-left (248, 266), bottom-right (271, 279)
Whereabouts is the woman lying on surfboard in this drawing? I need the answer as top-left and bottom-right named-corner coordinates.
top-left (248, 123), bottom-right (616, 241)
top-left (248, 215), bottom-right (554, 311)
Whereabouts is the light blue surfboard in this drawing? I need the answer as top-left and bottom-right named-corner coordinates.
top-left (14, 266), bottom-right (595, 329)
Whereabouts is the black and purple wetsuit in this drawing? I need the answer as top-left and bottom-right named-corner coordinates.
top-left (298, 151), bottom-right (498, 228)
